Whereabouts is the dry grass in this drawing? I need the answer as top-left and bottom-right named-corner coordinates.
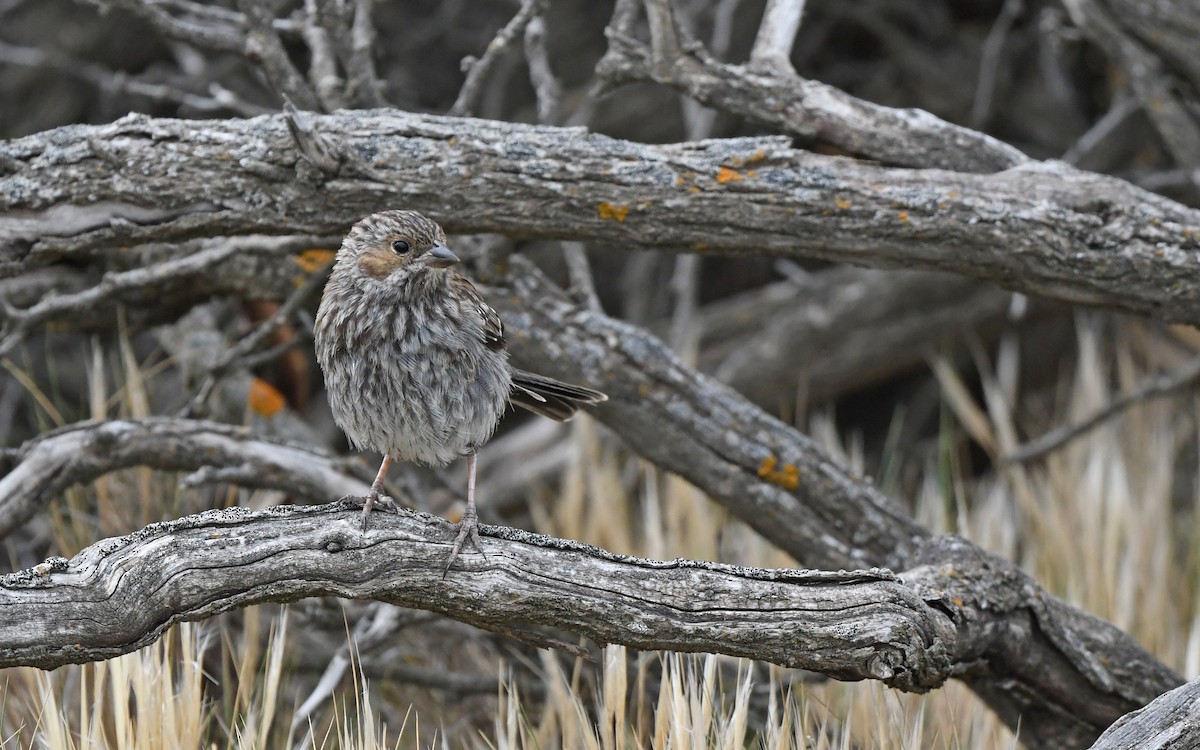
top-left (2, 316), bottom-right (1198, 748)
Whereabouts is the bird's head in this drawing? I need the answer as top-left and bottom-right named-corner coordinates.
top-left (337, 210), bottom-right (460, 281)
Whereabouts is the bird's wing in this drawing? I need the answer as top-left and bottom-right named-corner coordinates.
top-left (452, 274), bottom-right (506, 352)
top-left (479, 302), bottom-right (506, 352)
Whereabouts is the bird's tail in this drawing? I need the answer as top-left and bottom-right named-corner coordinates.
top-left (510, 370), bottom-right (607, 421)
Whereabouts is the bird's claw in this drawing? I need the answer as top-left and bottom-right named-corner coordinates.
top-left (340, 492), bottom-right (398, 532)
top-left (444, 506), bottom-right (486, 576)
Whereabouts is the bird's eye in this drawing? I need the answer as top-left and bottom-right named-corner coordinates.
top-left (391, 240), bottom-right (411, 254)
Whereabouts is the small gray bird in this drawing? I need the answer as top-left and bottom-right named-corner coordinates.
top-left (314, 210), bottom-right (606, 571)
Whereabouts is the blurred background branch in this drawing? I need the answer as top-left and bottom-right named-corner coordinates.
top-left (3, 0), bottom-right (1200, 747)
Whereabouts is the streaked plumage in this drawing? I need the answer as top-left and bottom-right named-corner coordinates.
top-left (314, 210), bottom-right (606, 570)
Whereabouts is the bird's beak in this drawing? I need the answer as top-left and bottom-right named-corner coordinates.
top-left (427, 242), bottom-right (460, 268)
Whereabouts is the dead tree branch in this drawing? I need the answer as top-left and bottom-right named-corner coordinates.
top-left (3, 111), bottom-right (1200, 324)
top-left (596, 5), bottom-right (1028, 172)
top-left (0, 503), bottom-right (955, 693)
top-left (1087, 678), bottom-right (1200, 750)
top-left (0, 418), bottom-right (371, 538)
top-left (482, 257), bottom-right (1183, 749)
top-left (0, 502), bottom-right (1177, 750)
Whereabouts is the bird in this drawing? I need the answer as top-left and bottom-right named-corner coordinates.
top-left (313, 209), bottom-right (606, 571)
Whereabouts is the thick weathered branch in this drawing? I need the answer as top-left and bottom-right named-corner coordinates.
top-left (906, 536), bottom-right (1182, 750)
top-left (3, 111), bottom-right (1200, 324)
top-left (494, 256), bottom-right (926, 571)
top-left (0, 502), bottom-right (1177, 750)
top-left (0, 503), bottom-right (954, 694)
top-left (0, 418), bottom-right (371, 538)
top-left (484, 257), bottom-right (1182, 749)
top-left (1088, 678), bottom-right (1200, 750)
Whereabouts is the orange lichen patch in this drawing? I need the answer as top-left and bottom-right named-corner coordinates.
top-left (757, 455), bottom-right (800, 489)
top-left (953, 596), bottom-right (964, 607)
top-left (294, 248), bottom-right (335, 274)
top-left (898, 211), bottom-right (911, 224)
top-left (598, 202), bottom-right (629, 222)
top-left (834, 196), bottom-right (853, 210)
top-left (726, 150), bottom-right (766, 167)
top-left (716, 166), bottom-right (743, 184)
top-left (758, 455), bottom-right (777, 476)
top-left (248, 378), bottom-right (287, 417)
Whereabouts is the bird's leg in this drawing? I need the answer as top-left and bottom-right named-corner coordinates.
top-left (446, 452), bottom-right (486, 574)
top-left (353, 454), bottom-right (396, 531)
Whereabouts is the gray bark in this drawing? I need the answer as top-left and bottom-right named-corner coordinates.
top-left (0, 501), bottom-right (1176, 750)
top-left (0, 418), bottom-right (371, 537)
top-left (3, 110), bottom-right (1200, 324)
top-left (1088, 678), bottom-right (1200, 750)
top-left (0, 502), bottom-right (954, 693)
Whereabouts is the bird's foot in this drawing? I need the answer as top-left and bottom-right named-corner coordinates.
top-left (340, 491), bottom-right (398, 531)
top-left (444, 504), bottom-right (487, 576)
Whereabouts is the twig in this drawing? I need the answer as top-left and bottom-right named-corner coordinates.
top-left (341, 0), bottom-right (388, 107)
top-left (302, 0), bottom-right (347, 110)
top-left (182, 255), bottom-right (333, 417)
top-left (595, 10), bottom-right (1028, 172)
top-left (667, 254), bottom-right (701, 363)
top-left (78, 0), bottom-right (244, 52)
top-left (238, 0), bottom-right (322, 110)
top-left (291, 603), bottom-right (406, 733)
top-left (0, 417), bottom-right (372, 538)
top-left (642, 0), bottom-right (682, 71)
top-left (0, 40), bottom-right (270, 116)
top-left (284, 100), bottom-right (342, 175)
top-left (449, 0), bottom-right (543, 117)
top-left (237, 328), bottom-right (314, 372)
top-left (1004, 353), bottom-right (1200, 464)
top-left (1062, 0), bottom-right (1200, 176)
top-left (523, 13), bottom-right (561, 124)
top-left (749, 0), bottom-right (806, 72)
top-left (0, 242), bottom-right (242, 358)
top-left (1062, 90), bottom-right (1139, 165)
top-left (971, 0), bottom-right (1024, 129)
top-left (560, 243), bottom-right (603, 313)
